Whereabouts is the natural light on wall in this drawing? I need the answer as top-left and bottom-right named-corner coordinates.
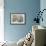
top-left (0, 0), bottom-right (4, 42)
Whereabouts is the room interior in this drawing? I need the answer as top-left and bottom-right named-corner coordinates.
top-left (0, 0), bottom-right (46, 46)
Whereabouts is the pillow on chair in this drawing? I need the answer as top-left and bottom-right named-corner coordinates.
top-left (17, 37), bottom-right (25, 46)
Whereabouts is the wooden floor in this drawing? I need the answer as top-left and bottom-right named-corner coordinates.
top-left (44, 45), bottom-right (46, 46)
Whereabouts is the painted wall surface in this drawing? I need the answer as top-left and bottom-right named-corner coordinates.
top-left (4, 0), bottom-right (40, 42)
top-left (40, 0), bottom-right (46, 26)
top-left (0, 0), bottom-right (4, 42)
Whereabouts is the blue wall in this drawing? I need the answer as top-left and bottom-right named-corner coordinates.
top-left (40, 0), bottom-right (46, 27)
top-left (4, 0), bottom-right (40, 42)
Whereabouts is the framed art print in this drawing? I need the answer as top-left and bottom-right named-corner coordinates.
top-left (10, 13), bottom-right (26, 24)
